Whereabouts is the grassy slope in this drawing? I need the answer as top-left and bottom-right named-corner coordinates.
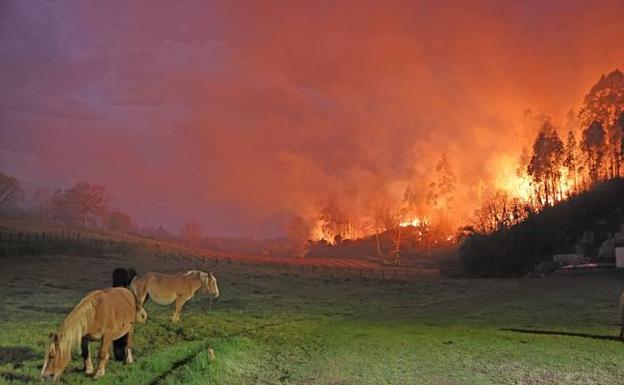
top-left (1, 252), bottom-right (624, 385)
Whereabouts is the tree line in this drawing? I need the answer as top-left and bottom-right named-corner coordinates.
top-left (0, 176), bottom-right (202, 247)
top-left (473, 69), bottom-right (624, 234)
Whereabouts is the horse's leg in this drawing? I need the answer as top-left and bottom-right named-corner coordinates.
top-left (94, 332), bottom-right (113, 379)
top-left (619, 325), bottom-right (624, 342)
top-left (81, 336), bottom-right (94, 375)
top-left (171, 295), bottom-right (191, 323)
top-left (113, 335), bottom-right (127, 361)
top-left (125, 330), bottom-right (134, 364)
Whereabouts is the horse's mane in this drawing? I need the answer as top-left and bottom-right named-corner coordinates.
top-left (57, 293), bottom-right (96, 359)
top-left (185, 270), bottom-right (215, 288)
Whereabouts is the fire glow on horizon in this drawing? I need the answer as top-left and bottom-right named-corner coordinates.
top-left (2, 1), bottom-right (624, 238)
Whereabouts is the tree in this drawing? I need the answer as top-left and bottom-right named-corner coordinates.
top-left (527, 121), bottom-right (564, 206)
top-left (64, 182), bottom-right (108, 227)
top-left (428, 153), bottom-right (456, 210)
top-left (579, 69), bottom-right (624, 178)
top-left (104, 210), bottom-right (136, 234)
top-left (581, 120), bottom-right (607, 186)
top-left (364, 199), bottom-right (388, 259)
top-left (563, 130), bottom-right (579, 194)
top-left (318, 197), bottom-right (350, 244)
top-left (473, 190), bottom-right (530, 234)
top-left (180, 221), bottom-right (202, 248)
top-left (385, 205), bottom-right (408, 265)
top-left (0, 171), bottom-right (24, 208)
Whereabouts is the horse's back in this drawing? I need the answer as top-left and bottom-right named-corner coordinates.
top-left (132, 272), bottom-right (195, 305)
top-left (92, 288), bottom-right (137, 323)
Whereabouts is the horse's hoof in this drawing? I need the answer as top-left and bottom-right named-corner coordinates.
top-left (93, 370), bottom-right (105, 379)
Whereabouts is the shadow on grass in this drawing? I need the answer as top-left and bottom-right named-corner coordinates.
top-left (0, 346), bottom-right (39, 367)
top-left (0, 372), bottom-right (36, 382)
top-left (501, 328), bottom-right (621, 342)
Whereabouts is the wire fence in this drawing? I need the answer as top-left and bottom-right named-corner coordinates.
top-left (0, 228), bottom-right (443, 281)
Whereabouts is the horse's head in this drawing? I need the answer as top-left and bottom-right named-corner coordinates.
top-left (41, 333), bottom-right (70, 381)
top-left (136, 306), bottom-right (148, 323)
top-left (201, 272), bottom-right (219, 299)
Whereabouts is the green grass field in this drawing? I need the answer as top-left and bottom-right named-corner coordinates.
top-left (1, 252), bottom-right (624, 385)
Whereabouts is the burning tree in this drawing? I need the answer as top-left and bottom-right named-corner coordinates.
top-left (318, 197), bottom-right (351, 244)
top-left (428, 153), bottom-right (456, 211)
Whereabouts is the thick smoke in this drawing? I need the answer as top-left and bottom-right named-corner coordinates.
top-left (2, 0), bottom-right (624, 236)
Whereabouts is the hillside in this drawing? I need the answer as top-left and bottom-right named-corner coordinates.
top-left (460, 178), bottom-right (624, 277)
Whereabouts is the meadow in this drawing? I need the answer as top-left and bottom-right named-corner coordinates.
top-left (1, 250), bottom-right (624, 385)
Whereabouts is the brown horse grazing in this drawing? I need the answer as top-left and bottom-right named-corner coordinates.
top-left (41, 287), bottom-right (147, 381)
top-left (131, 270), bottom-right (219, 323)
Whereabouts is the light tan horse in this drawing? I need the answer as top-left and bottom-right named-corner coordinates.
top-left (41, 287), bottom-right (147, 381)
top-left (131, 270), bottom-right (219, 322)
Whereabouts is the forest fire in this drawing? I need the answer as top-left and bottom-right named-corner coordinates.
top-left (297, 69), bottom-right (624, 263)
top-left (400, 217), bottom-right (427, 228)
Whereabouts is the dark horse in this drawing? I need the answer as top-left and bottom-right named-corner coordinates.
top-left (111, 267), bottom-right (139, 361)
top-left (112, 267), bottom-right (138, 288)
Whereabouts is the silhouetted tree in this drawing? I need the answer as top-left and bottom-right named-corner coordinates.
top-left (579, 69), bottom-right (624, 178)
top-left (104, 210), bottom-right (136, 233)
top-left (52, 182), bottom-right (108, 227)
top-left (0, 171), bottom-right (24, 209)
top-left (364, 199), bottom-right (388, 259)
top-left (527, 121), bottom-right (564, 206)
top-left (563, 130), bottom-right (579, 194)
top-left (473, 190), bottom-right (529, 233)
top-left (581, 120), bottom-right (607, 186)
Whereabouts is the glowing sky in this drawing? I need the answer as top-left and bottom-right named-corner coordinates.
top-left (2, 0), bottom-right (624, 236)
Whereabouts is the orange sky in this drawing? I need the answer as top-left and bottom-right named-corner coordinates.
top-left (2, 0), bottom-right (624, 236)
